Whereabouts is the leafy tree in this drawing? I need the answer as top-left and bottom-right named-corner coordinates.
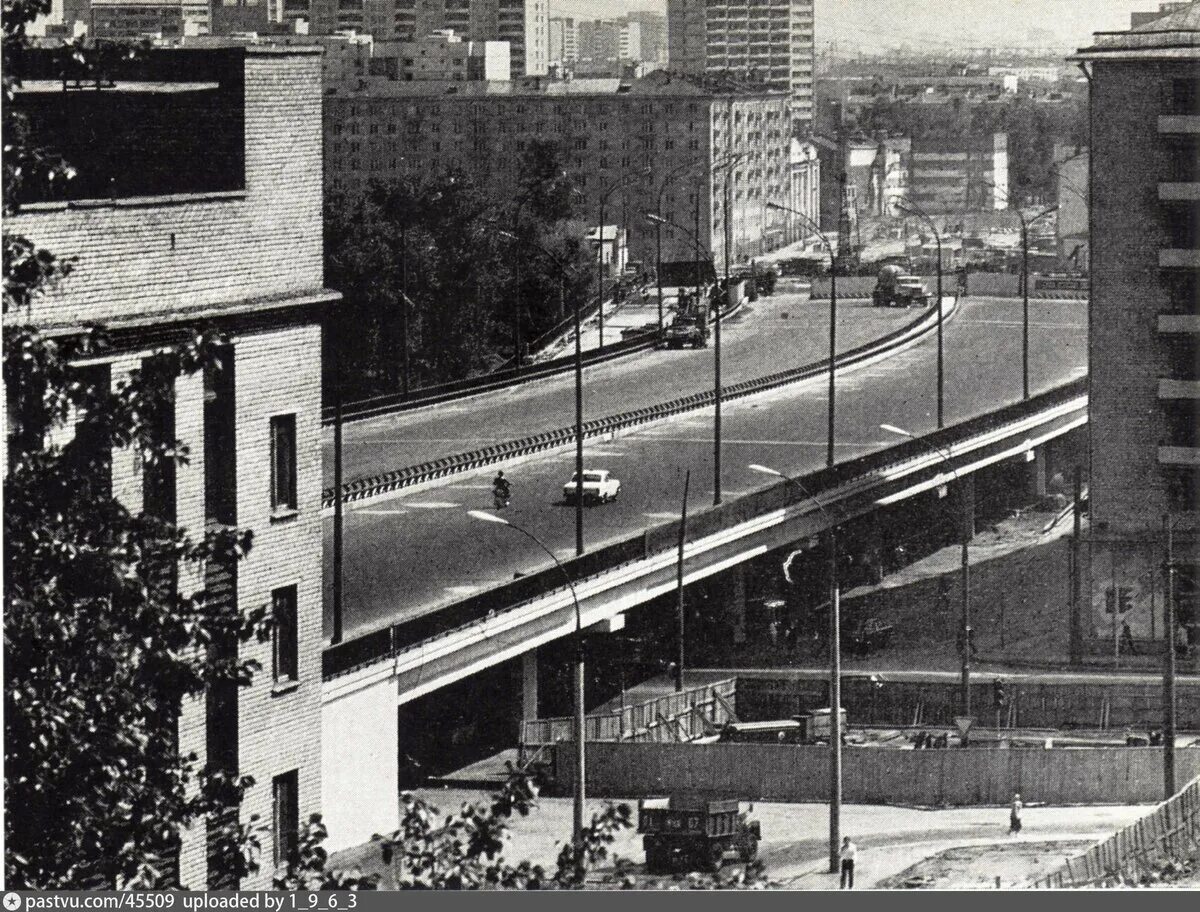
top-left (274, 770), bottom-right (773, 891)
top-left (324, 153), bottom-right (595, 399)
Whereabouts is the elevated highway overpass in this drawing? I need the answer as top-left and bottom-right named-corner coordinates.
top-left (319, 296), bottom-right (1087, 848)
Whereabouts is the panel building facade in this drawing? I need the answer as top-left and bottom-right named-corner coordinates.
top-left (1073, 5), bottom-right (1199, 651)
top-left (908, 132), bottom-right (1008, 213)
top-left (324, 71), bottom-right (792, 268)
top-left (7, 46), bottom-right (335, 888)
top-left (667, 0), bottom-right (815, 129)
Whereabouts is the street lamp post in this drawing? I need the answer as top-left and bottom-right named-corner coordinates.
top-left (675, 469), bottom-right (690, 693)
top-left (497, 230), bottom-right (584, 556)
top-left (881, 424), bottom-right (974, 718)
top-left (596, 169), bottom-right (651, 349)
top-left (1164, 513), bottom-right (1179, 798)
top-left (468, 511), bottom-right (587, 858)
top-left (976, 178), bottom-right (1058, 402)
top-left (747, 463), bottom-right (841, 874)
top-left (645, 211), bottom-right (723, 506)
top-left (895, 199), bottom-right (945, 429)
top-left (767, 201), bottom-right (838, 469)
top-left (1018, 205), bottom-right (1058, 400)
top-left (654, 160), bottom-right (704, 335)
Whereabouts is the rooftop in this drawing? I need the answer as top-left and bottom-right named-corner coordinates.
top-left (1074, 0), bottom-right (1200, 60)
top-left (326, 68), bottom-right (786, 100)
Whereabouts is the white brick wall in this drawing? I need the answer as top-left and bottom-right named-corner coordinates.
top-left (229, 324), bottom-right (324, 890)
top-left (8, 48), bottom-right (325, 333)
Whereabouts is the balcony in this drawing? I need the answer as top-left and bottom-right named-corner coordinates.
top-left (1159, 314), bottom-right (1200, 333)
top-left (1159, 379), bottom-right (1200, 399)
top-left (1161, 249), bottom-right (1200, 269)
top-left (1159, 115), bottom-right (1200, 133)
top-left (1159, 446), bottom-right (1200, 466)
top-left (1161, 182), bottom-right (1200, 202)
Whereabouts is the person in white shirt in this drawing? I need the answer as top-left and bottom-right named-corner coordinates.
top-left (840, 836), bottom-right (857, 889)
top-left (1009, 793), bottom-right (1023, 834)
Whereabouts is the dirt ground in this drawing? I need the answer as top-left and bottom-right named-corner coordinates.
top-left (876, 840), bottom-right (1094, 889)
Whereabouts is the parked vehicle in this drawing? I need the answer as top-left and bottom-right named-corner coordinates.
top-left (639, 797), bottom-right (760, 874)
top-left (563, 469), bottom-right (621, 505)
top-left (662, 290), bottom-right (710, 349)
top-left (849, 617), bottom-right (894, 655)
top-left (718, 708), bottom-right (847, 745)
top-left (873, 265), bottom-right (932, 307)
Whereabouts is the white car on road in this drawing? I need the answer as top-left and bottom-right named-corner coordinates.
top-left (563, 469), bottom-right (621, 505)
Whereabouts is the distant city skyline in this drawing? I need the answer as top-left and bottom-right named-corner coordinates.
top-left (545, 0), bottom-right (1179, 51)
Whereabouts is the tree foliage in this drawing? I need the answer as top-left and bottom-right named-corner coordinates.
top-left (324, 143), bottom-right (595, 400)
top-left (274, 770), bottom-right (774, 891)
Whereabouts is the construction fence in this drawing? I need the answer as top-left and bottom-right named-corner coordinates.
top-left (554, 741), bottom-right (1200, 808)
top-left (736, 675), bottom-right (1200, 732)
top-left (1033, 775), bottom-right (1200, 887)
top-left (520, 678), bottom-right (737, 747)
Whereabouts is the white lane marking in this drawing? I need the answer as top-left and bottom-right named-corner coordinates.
top-left (448, 483), bottom-right (495, 489)
top-left (643, 512), bottom-right (681, 520)
top-left (404, 501), bottom-right (461, 509)
top-left (355, 509), bottom-right (409, 516)
top-left (959, 320), bottom-right (1085, 329)
top-left (631, 437), bottom-right (875, 447)
top-left (444, 585), bottom-right (480, 595)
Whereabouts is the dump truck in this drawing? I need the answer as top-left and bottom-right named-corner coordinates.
top-left (663, 290), bottom-right (710, 349)
top-left (639, 796), bottom-right (760, 874)
top-left (873, 264), bottom-right (932, 307)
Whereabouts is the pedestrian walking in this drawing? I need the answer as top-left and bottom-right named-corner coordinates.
top-left (1120, 621), bottom-right (1136, 656)
top-left (840, 836), bottom-right (857, 889)
top-left (1009, 793), bottom-right (1023, 834)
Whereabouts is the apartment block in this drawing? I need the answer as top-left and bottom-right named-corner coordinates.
top-left (89, 0), bottom-right (211, 37)
top-left (577, 18), bottom-right (640, 70)
top-left (7, 46), bottom-right (336, 888)
top-left (549, 15), bottom-right (577, 64)
top-left (909, 133), bottom-right (1008, 213)
top-left (1073, 4), bottom-right (1199, 649)
top-left (372, 30), bottom-right (510, 82)
top-left (667, 0), bottom-right (815, 129)
top-left (787, 137), bottom-right (821, 244)
top-left (324, 71), bottom-right (792, 269)
top-left (627, 10), bottom-right (667, 65)
top-left (306, 0), bottom-right (546, 76)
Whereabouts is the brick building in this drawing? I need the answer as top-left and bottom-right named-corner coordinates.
top-left (324, 70), bottom-right (793, 268)
top-left (1073, 4), bottom-right (1199, 648)
top-left (667, 0), bottom-right (816, 129)
top-left (7, 46), bottom-right (336, 888)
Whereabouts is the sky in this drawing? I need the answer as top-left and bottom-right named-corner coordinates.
top-left (545, 0), bottom-right (1177, 51)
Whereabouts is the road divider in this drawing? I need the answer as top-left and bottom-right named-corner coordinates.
top-left (323, 297), bottom-right (953, 510)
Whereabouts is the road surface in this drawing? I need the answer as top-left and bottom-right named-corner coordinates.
top-left (330, 788), bottom-right (1144, 890)
top-left (323, 285), bottom-right (921, 486)
top-left (325, 297), bottom-right (1087, 639)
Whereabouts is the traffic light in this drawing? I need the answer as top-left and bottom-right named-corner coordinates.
top-left (992, 679), bottom-right (1007, 709)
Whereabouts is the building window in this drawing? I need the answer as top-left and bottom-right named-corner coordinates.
top-left (272, 771), bottom-right (299, 868)
top-left (270, 415), bottom-right (297, 514)
top-left (272, 585), bottom-right (299, 686)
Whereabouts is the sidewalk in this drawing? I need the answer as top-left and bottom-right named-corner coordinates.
top-left (532, 293), bottom-right (662, 362)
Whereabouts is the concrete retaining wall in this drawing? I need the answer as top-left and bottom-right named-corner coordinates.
top-left (559, 742), bottom-right (1200, 807)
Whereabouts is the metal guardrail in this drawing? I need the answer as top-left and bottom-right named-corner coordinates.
top-left (322, 281), bottom-right (741, 426)
top-left (323, 329), bottom-right (657, 426)
top-left (322, 370), bottom-right (1087, 680)
top-left (322, 298), bottom-right (939, 509)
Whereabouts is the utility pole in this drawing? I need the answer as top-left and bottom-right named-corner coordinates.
top-left (675, 470), bottom-right (690, 693)
top-left (1069, 467), bottom-right (1083, 666)
top-left (828, 529), bottom-right (842, 874)
top-left (960, 476), bottom-right (974, 717)
top-left (331, 316), bottom-right (344, 646)
top-left (1164, 514), bottom-right (1177, 798)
